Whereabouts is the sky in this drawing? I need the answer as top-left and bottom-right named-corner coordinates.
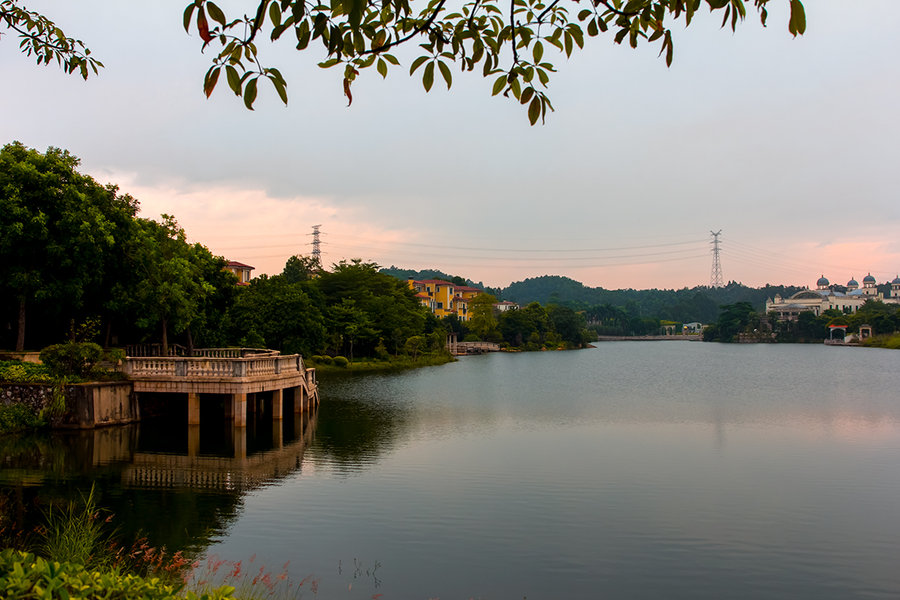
top-left (2, 1), bottom-right (899, 291)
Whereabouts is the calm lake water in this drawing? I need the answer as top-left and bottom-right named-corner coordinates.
top-left (3, 342), bottom-right (900, 599)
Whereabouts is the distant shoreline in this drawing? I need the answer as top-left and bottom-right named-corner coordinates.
top-left (594, 335), bottom-right (702, 342)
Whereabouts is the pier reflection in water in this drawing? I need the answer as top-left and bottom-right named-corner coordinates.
top-left (0, 409), bottom-right (318, 553)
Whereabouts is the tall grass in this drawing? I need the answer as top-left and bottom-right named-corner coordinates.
top-left (38, 485), bottom-right (111, 569)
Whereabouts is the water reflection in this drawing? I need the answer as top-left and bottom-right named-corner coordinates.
top-left (0, 410), bottom-right (318, 553)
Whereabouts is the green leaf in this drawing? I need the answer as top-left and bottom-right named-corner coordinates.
top-left (532, 41), bottom-right (543, 63)
top-left (225, 65), bottom-right (241, 95)
top-left (206, 2), bottom-right (226, 26)
top-left (437, 60), bottom-right (452, 89)
top-left (243, 77), bottom-right (258, 109)
top-left (269, 1), bottom-right (282, 27)
top-left (377, 58), bottom-right (388, 78)
top-left (270, 75), bottom-right (288, 105)
top-left (409, 55), bottom-right (428, 74)
top-left (528, 96), bottom-right (541, 125)
top-left (203, 66), bottom-right (220, 98)
top-left (423, 61), bottom-right (435, 92)
top-left (520, 86), bottom-right (534, 105)
top-left (492, 74), bottom-right (506, 96)
top-left (789, 0), bottom-right (806, 35)
top-left (183, 3), bottom-right (196, 33)
top-left (587, 18), bottom-right (598, 37)
top-left (318, 58), bottom-right (342, 68)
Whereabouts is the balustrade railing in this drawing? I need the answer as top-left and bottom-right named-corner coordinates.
top-left (124, 351), bottom-right (308, 380)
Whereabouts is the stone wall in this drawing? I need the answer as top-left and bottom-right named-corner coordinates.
top-left (0, 382), bottom-right (138, 429)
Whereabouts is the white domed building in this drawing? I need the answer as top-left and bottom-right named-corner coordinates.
top-left (766, 273), bottom-right (900, 321)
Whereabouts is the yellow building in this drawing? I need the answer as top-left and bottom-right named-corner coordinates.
top-left (224, 260), bottom-right (254, 286)
top-left (408, 279), bottom-right (484, 321)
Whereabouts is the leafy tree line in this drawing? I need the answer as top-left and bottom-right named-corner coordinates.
top-left (444, 293), bottom-right (592, 350)
top-left (385, 271), bottom-right (804, 333)
top-left (703, 300), bottom-right (900, 343)
top-left (502, 275), bottom-right (803, 323)
top-left (0, 142), bottom-right (449, 361)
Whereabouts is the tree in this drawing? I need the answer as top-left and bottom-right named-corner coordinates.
top-left (4, 1), bottom-right (806, 125)
top-left (0, 1), bottom-right (103, 78)
top-left (467, 293), bottom-right (500, 340)
top-left (281, 254), bottom-right (320, 283)
top-left (117, 217), bottom-right (213, 354)
top-left (0, 142), bottom-right (138, 351)
top-left (226, 274), bottom-right (327, 355)
top-left (186, 0), bottom-right (806, 124)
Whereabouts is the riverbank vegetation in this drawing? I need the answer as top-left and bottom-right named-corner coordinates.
top-left (1, 142), bottom-right (593, 373)
top-left (703, 300), bottom-right (900, 344)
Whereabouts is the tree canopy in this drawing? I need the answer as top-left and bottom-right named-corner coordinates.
top-left (3, 1), bottom-right (805, 124)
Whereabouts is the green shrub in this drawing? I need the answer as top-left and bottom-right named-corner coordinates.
top-left (319, 356), bottom-right (333, 365)
top-left (40, 342), bottom-right (103, 379)
top-left (0, 404), bottom-right (45, 434)
top-left (0, 549), bottom-right (236, 600)
top-left (0, 361), bottom-right (51, 383)
top-left (332, 356), bottom-right (349, 367)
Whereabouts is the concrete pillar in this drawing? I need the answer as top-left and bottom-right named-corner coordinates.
top-left (232, 393), bottom-right (247, 427)
top-left (187, 393), bottom-right (201, 425)
top-left (293, 386), bottom-right (303, 414)
top-left (272, 388), bottom-right (283, 420)
top-left (272, 417), bottom-right (283, 448)
top-left (233, 425), bottom-right (247, 459)
top-left (188, 424), bottom-right (200, 457)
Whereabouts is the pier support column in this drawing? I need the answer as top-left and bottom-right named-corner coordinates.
top-left (232, 393), bottom-right (248, 427)
top-left (272, 388), bottom-right (283, 420)
top-left (293, 387), bottom-right (303, 414)
top-left (187, 393), bottom-right (201, 425)
top-left (233, 425), bottom-right (247, 459)
top-left (188, 424), bottom-right (200, 457)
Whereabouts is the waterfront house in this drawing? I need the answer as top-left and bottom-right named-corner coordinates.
top-left (225, 260), bottom-right (254, 286)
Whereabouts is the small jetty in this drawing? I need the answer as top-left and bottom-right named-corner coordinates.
top-left (125, 345), bottom-right (318, 427)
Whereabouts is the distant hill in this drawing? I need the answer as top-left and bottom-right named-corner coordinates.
top-left (382, 268), bottom-right (804, 324)
top-left (502, 275), bottom-right (804, 323)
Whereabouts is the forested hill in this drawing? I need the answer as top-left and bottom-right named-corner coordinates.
top-left (382, 269), bottom-right (804, 325)
top-left (502, 276), bottom-right (804, 324)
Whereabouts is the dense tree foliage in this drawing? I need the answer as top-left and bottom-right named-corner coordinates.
top-left (0, 142), bottom-right (139, 351)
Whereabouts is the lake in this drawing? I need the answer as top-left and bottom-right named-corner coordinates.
top-left (3, 342), bottom-right (900, 599)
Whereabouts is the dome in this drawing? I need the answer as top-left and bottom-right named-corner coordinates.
top-left (892, 275), bottom-right (900, 285)
top-left (847, 278), bottom-right (858, 287)
top-left (863, 273), bottom-right (876, 284)
top-left (816, 275), bottom-right (830, 287)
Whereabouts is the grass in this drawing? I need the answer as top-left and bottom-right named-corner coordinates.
top-left (37, 485), bottom-right (111, 569)
top-left (311, 353), bottom-right (455, 374)
top-left (861, 333), bottom-right (900, 349)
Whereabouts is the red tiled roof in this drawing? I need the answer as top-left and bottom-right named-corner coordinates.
top-left (226, 260), bottom-right (255, 269)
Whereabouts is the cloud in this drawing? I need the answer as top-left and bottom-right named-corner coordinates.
top-left (102, 171), bottom-right (422, 276)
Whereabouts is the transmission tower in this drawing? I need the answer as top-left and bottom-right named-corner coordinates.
top-left (310, 224), bottom-right (322, 266)
top-left (709, 230), bottom-right (724, 288)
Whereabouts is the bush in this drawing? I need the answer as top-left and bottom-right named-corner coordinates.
top-left (318, 356), bottom-right (333, 365)
top-left (0, 361), bottom-right (51, 383)
top-left (40, 342), bottom-right (103, 379)
top-left (0, 549), bottom-right (236, 600)
top-left (332, 356), bottom-right (349, 367)
top-left (0, 404), bottom-right (44, 434)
